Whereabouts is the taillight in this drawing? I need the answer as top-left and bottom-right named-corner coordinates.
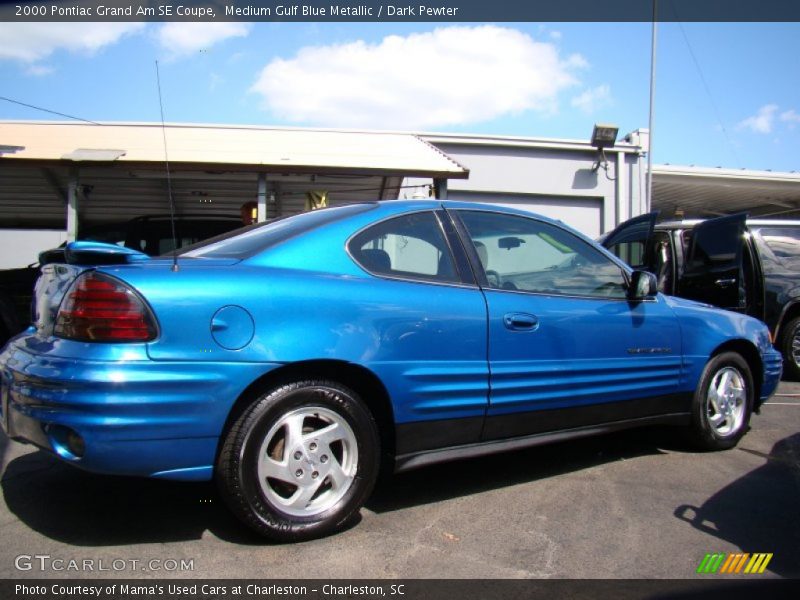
top-left (55, 272), bottom-right (157, 342)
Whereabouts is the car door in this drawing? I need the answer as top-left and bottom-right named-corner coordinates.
top-left (600, 211), bottom-right (659, 270)
top-left (678, 214), bottom-right (747, 310)
top-left (450, 208), bottom-right (684, 441)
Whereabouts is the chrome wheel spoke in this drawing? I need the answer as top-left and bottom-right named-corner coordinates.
top-left (314, 422), bottom-right (344, 447)
top-left (258, 456), bottom-right (293, 485)
top-left (707, 386), bottom-right (722, 414)
top-left (283, 413), bottom-right (307, 451)
top-left (256, 403), bottom-right (359, 518)
top-left (706, 366), bottom-right (747, 436)
top-left (717, 370), bottom-right (732, 395)
top-left (708, 412), bottom-right (726, 428)
top-left (731, 385), bottom-right (746, 407)
top-left (327, 459), bottom-right (352, 491)
top-left (286, 480), bottom-right (324, 511)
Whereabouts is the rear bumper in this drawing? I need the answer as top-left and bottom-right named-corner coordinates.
top-left (0, 337), bottom-right (279, 481)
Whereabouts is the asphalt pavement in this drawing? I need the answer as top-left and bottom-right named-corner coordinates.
top-left (1, 381), bottom-right (798, 580)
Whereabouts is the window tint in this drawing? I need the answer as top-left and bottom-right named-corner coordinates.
top-left (458, 210), bottom-right (627, 298)
top-left (349, 211), bottom-right (459, 283)
top-left (608, 240), bottom-right (647, 269)
top-left (755, 227), bottom-right (800, 271)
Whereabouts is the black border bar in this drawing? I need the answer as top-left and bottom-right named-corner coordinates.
top-left (4, 579), bottom-right (800, 600)
top-left (2, 0), bottom-right (800, 22)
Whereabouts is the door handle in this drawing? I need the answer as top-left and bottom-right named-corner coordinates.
top-left (503, 313), bottom-right (539, 331)
top-left (715, 278), bottom-right (736, 288)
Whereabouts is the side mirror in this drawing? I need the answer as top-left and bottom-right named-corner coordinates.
top-left (628, 270), bottom-right (658, 301)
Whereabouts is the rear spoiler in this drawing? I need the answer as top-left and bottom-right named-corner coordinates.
top-left (39, 241), bottom-right (150, 266)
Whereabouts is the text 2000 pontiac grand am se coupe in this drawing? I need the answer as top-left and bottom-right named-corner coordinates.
top-left (0, 200), bottom-right (782, 541)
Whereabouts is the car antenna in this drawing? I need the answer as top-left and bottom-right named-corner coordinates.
top-left (155, 60), bottom-right (179, 273)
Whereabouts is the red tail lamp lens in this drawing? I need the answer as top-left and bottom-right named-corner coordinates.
top-left (55, 272), bottom-right (156, 342)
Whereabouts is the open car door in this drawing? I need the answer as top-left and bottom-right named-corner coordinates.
top-left (678, 213), bottom-right (747, 310)
top-left (600, 211), bottom-right (659, 270)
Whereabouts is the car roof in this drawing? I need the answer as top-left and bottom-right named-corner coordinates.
top-left (368, 199), bottom-right (573, 229)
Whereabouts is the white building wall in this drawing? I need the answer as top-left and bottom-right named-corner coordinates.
top-left (0, 229), bottom-right (68, 269)
top-left (407, 136), bottom-right (645, 238)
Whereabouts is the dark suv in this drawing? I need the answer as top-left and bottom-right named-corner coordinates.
top-left (0, 214), bottom-right (243, 346)
top-left (601, 213), bottom-right (800, 378)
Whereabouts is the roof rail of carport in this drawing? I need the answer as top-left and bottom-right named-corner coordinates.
top-left (0, 120), bottom-right (470, 179)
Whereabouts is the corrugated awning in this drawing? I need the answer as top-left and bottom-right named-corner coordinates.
top-left (0, 121), bottom-right (469, 179)
top-left (654, 164), bottom-right (800, 218)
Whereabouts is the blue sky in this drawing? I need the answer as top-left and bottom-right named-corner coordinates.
top-left (1, 21), bottom-right (798, 172)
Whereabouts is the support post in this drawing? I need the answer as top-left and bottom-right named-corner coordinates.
top-left (257, 173), bottom-right (268, 222)
top-left (433, 178), bottom-right (448, 200)
top-left (616, 151), bottom-right (628, 226)
top-left (66, 169), bottom-right (79, 242)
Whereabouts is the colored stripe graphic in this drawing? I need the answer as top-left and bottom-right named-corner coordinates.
top-left (697, 553), bottom-right (726, 574)
top-left (697, 552), bottom-right (773, 574)
top-left (744, 553), bottom-right (773, 574)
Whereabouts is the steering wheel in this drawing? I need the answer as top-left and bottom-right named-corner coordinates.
top-left (484, 270), bottom-right (501, 288)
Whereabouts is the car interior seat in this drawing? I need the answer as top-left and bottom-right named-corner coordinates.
top-left (359, 248), bottom-right (391, 272)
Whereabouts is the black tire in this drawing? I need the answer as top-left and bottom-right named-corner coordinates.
top-left (688, 352), bottom-right (753, 451)
top-left (216, 380), bottom-right (380, 542)
top-left (780, 317), bottom-right (800, 381)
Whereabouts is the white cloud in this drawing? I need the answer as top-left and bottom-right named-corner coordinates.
top-left (250, 26), bottom-right (586, 129)
top-left (781, 109), bottom-right (800, 128)
top-left (156, 23), bottom-right (251, 59)
top-left (570, 84), bottom-right (612, 114)
top-left (26, 64), bottom-right (54, 77)
top-left (0, 22), bottom-right (144, 63)
top-left (737, 104), bottom-right (779, 134)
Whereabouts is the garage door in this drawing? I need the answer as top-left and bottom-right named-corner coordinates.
top-left (446, 191), bottom-right (603, 238)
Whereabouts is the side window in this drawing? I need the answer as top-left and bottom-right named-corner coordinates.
top-left (754, 227), bottom-right (800, 272)
top-left (608, 240), bottom-right (647, 269)
top-left (349, 211), bottom-right (459, 283)
top-left (458, 210), bottom-right (628, 298)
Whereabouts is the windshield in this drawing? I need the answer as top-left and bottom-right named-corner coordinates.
top-left (179, 203), bottom-right (377, 259)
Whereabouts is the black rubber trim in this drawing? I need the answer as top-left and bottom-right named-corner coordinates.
top-left (394, 413), bottom-right (690, 473)
top-left (481, 393), bottom-right (692, 441)
top-left (395, 416), bottom-right (484, 455)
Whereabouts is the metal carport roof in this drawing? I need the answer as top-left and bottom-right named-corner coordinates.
top-left (653, 164), bottom-right (800, 218)
top-left (0, 121), bottom-right (469, 177)
top-left (0, 121), bottom-right (469, 229)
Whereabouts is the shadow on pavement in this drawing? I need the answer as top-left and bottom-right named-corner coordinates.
top-left (2, 426), bottom-right (675, 547)
top-left (1, 446), bottom-right (268, 546)
top-left (367, 426), bottom-right (675, 513)
top-left (674, 433), bottom-right (800, 578)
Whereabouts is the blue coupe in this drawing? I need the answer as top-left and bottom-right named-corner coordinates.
top-left (0, 200), bottom-right (783, 541)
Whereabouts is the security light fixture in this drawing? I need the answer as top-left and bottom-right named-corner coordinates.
top-left (591, 124), bottom-right (619, 150)
top-left (591, 124), bottom-right (619, 179)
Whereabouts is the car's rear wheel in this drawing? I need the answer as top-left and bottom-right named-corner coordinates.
top-left (688, 352), bottom-right (753, 450)
top-left (216, 380), bottom-right (380, 541)
top-left (780, 316), bottom-right (800, 380)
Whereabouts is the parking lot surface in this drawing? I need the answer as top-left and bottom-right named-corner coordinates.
top-left (1, 382), bottom-right (798, 580)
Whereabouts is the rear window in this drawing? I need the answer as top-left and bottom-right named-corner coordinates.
top-left (179, 204), bottom-right (376, 259)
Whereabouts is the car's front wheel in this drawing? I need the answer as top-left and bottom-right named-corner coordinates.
top-left (216, 380), bottom-right (380, 541)
top-left (688, 352), bottom-right (753, 450)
